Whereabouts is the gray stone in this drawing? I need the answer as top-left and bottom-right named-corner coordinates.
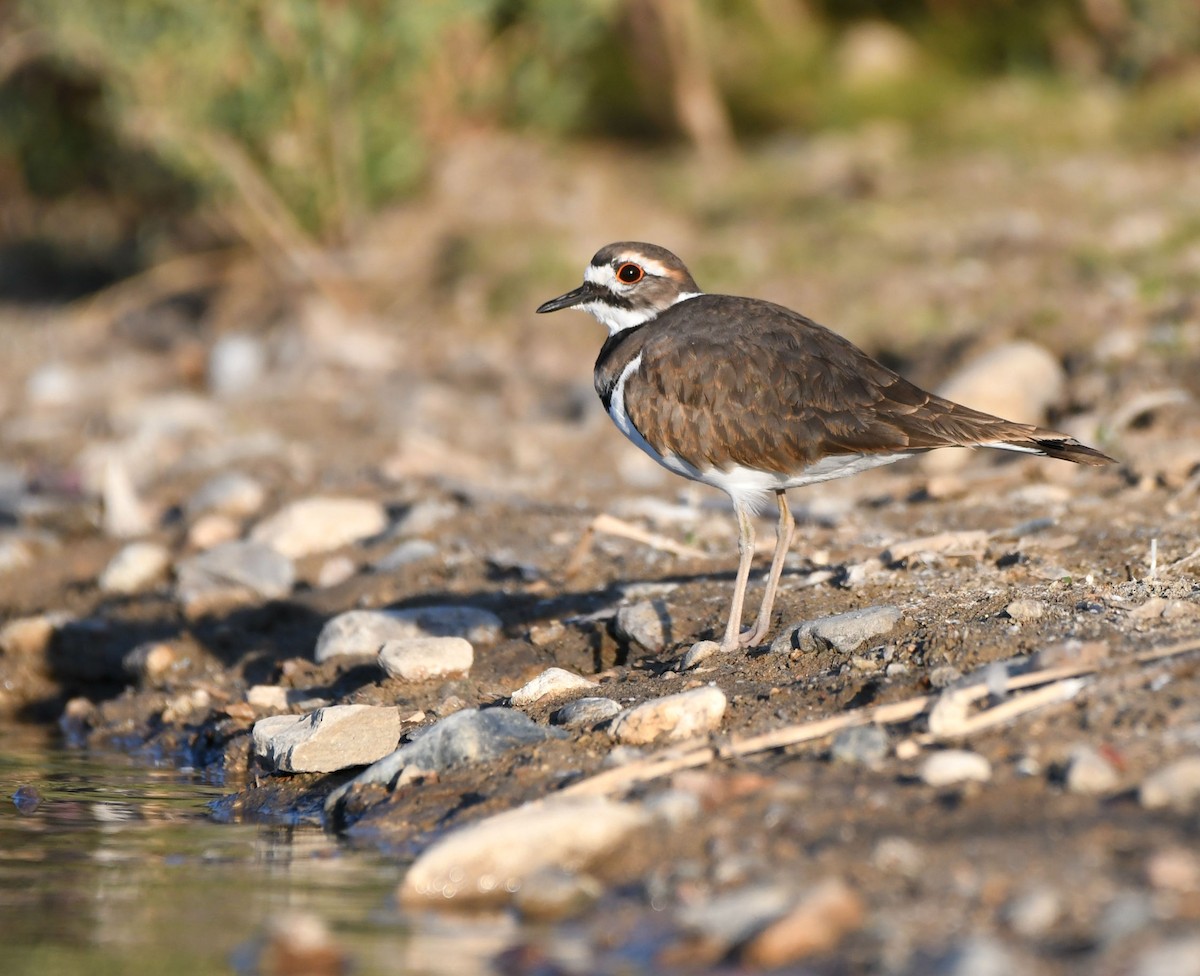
top-left (1065, 745), bottom-right (1120, 795)
top-left (373, 539), bottom-right (438, 571)
top-left (510, 667), bottom-right (596, 708)
top-left (772, 605), bottom-right (902, 654)
top-left (253, 704), bottom-right (401, 773)
top-left (676, 884), bottom-right (795, 948)
top-left (610, 686), bottom-right (727, 744)
top-left (920, 749), bottom-right (992, 787)
top-left (250, 496), bottom-right (388, 558)
top-left (614, 600), bottom-right (672, 653)
top-left (379, 637), bottom-right (473, 682)
top-left (923, 937), bottom-right (1022, 976)
top-left (831, 724), bottom-right (889, 766)
top-left (551, 697), bottom-right (622, 729)
top-left (1140, 756), bottom-right (1200, 811)
top-left (175, 540), bottom-right (295, 610)
top-left (315, 606), bottom-right (502, 662)
top-left (99, 542), bottom-right (171, 594)
top-left (326, 707), bottom-right (563, 807)
top-left (400, 796), bottom-right (650, 906)
top-left (185, 471), bottom-right (265, 518)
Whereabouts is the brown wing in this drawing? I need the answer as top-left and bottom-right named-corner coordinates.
top-left (622, 296), bottom-right (1112, 473)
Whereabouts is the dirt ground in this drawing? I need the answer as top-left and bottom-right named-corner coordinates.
top-left (2, 134), bottom-right (1200, 973)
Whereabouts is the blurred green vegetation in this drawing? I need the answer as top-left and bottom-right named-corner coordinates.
top-left (2, 0), bottom-right (1199, 297)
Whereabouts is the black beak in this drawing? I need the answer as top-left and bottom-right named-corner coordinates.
top-left (536, 282), bottom-right (596, 314)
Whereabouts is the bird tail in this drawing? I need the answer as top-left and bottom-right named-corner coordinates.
top-left (988, 431), bottom-right (1115, 466)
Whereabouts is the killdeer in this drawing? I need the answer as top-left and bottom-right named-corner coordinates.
top-left (537, 242), bottom-right (1115, 656)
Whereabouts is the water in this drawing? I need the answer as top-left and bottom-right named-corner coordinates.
top-left (0, 726), bottom-right (520, 975)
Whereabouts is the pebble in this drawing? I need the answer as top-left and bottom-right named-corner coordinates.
top-left (373, 539), bottom-right (438, 571)
top-left (1139, 756), bottom-right (1200, 811)
top-left (1064, 745), bottom-right (1120, 794)
top-left (681, 639), bottom-right (722, 669)
top-left (921, 936), bottom-right (1022, 976)
top-left (12, 785), bottom-right (42, 815)
top-left (253, 704), bottom-right (401, 773)
top-left (186, 513), bottom-right (240, 550)
top-left (185, 471), bottom-right (265, 519)
top-left (920, 749), bottom-right (992, 787)
top-left (315, 555), bottom-right (356, 588)
top-left (326, 707), bottom-right (563, 807)
top-left (393, 499), bottom-right (458, 536)
top-left (208, 332), bottom-right (266, 396)
top-left (610, 686), bottom-right (727, 744)
top-left (98, 541), bottom-right (171, 594)
top-left (246, 685), bottom-right (289, 711)
top-left (400, 796), bottom-right (650, 906)
top-left (245, 911), bottom-right (347, 976)
top-left (379, 637), bottom-right (474, 682)
top-left (772, 605), bottom-right (901, 654)
top-left (1003, 885), bottom-right (1062, 938)
top-left (315, 606), bottom-right (502, 662)
top-left (512, 866), bottom-right (603, 922)
top-left (249, 496), bottom-right (388, 558)
top-left (550, 697), bottom-right (622, 729)
top-left (175, 540), bottom-right (295, 612)
top-left (870, 836), bottom-right (925, 877)
top-left (1004, 598), bottom-right (1046, 622)
top-left (122, 641), bottom-right (183, 687)
top-left (0, 613), bottom-right (66, 659)
top-left (1145, 846), bottom-right (1200, 893)
top-left (613, 600), bottom-right (671, 653)
top-left (676, 885), bottom-right (795, 948)
top-left (101, 456), bottom-right (155, 538)
top-left (738, 878), bottom-right (865, 967)
top-left (510, 667), bottom-right (597, 708)
top-left (830, 724), bottom-right (889, 766)
top-left (1132, 938), bottom-right (1200, 976)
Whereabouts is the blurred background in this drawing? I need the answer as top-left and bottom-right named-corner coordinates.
top-left (3, 0), bottom-right (1198, 329)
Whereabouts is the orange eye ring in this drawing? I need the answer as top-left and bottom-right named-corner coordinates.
top-left (616, 262), bottom-right (644, 284)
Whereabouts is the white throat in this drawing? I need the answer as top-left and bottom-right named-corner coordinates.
top-left (584, 290), bottom-right (704, 336)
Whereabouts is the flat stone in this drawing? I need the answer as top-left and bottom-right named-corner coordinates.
top-left (400, 796), bottom-right (650, 906)
top-left (1065, 745), bottom-right (1120, 794)
top-left (372, 539), bottom-right (438, 571)
top-left (1004, 598), bottom-right (1046, 622)
top-left (610, 686), bottom-right (727, 744)
top-left (551, 697), bottom-right (622, 729)
top-left (830, 724), bottom-right (889, 766)
top-left (175, 540), bottom-right (295, 611)
top-left (315, 606), bottom-right (501, 662)
top-left (772, 605), bottom-right (902, 654)
top-left (510, 667), bottom-right (597, 708)
top-left (613, 600), bottom-right (672, 653)
top-left (253, 704), bottom-right (401, 773)
top-left (920, 749), bottom-right (992, 787)
top-left (379, 637), bottom-right (473, 682)
top-left (326, 707), bottom-right (563, 808)
top-left (99, 542), bottom-right (171, 594)
top-left (1140, 756), bottom-right (1200, 811)
top-left (185, 471), bottom-right (265, 518)
top-left (250, 496), bottom-right (388, 558)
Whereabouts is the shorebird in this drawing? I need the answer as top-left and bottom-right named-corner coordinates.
top-left (537, 242), bottom-right (1114, 656)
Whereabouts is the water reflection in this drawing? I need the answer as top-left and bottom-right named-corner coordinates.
top-left (0, 725), bottom-right (514, 976)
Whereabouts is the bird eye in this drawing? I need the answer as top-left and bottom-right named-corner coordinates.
top-left (617, 263), bottom-right (644, 284)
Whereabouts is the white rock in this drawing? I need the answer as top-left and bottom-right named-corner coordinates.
top-left (187, 513), bottom-right (240, 550)
top-left (1140, 756), bottom-right (1200, 811)
top-left (102, 456), bottom-right (155, 538)
top-left (315, 555), bottom-right (357, 588)
top-left (253, 704), bottom-right (401, 773)
top-left (315, 606), bottom-right (502, 662)
top-left (99, 542), bottom-right (171, 594)
top-left (510, 668), bottom-right (597, 708)
top-left (920, 749), bottom-right (992, 787)
top-left (379, 637), bottom-right (474, 682)
top-left (185, 471), bottom-right (265, 518)
top-left (1005, 598), bottom-right (1046, 622)
top-left (250, 497), bottom-right (388, 558)
top-left (400, 796), bottom-right (650, 906)
top-left (1065, 745), bottom-right (1120, 795)
top-left (208, 332), bottom-right (266, 396)
top-left (610, 686), bottom-right (727, 744)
